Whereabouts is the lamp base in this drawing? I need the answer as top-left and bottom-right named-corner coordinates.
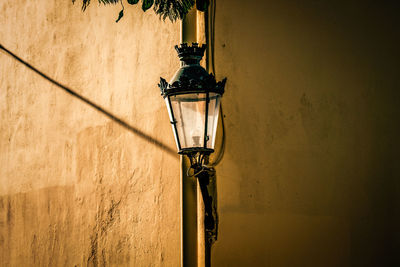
top-left (178, 147), bottom-right (214, 155)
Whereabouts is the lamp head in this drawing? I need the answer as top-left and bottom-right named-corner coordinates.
top-left (159, 43), bottom-right (226, 155)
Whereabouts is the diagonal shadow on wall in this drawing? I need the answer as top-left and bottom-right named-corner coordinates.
top-left (0, 44), bottom-right (176, 156)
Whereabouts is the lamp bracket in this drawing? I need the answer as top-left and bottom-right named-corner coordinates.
top-left (196, 166), bottom-right (218, 246)
top-left (186, 153), bottom-right (218, 246)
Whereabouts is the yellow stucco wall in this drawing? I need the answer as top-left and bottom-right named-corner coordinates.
top-left (0, 1), bottom-right (181, 266)
top-left (213, 1), bottom-right (399, 266)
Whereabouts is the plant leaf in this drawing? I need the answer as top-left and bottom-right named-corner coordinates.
top-left (127, 0), bottom-right (139, 4)
top-left (115, 9), bottom-right (124, 22)
top-left (82, 0), bottom-right (90, 11)
top-left (99, 0), bottom-right (119, 4)
top-left (142, 0), bottom-right (154, 11)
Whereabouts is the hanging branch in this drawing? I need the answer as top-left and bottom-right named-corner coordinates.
top-left (72, 0), bottom-right (208, 22)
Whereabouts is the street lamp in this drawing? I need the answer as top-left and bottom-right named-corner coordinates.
top-left (159, 43), bottom-right (226, 159)
top-left (158, 42), bottom-right (226, 266)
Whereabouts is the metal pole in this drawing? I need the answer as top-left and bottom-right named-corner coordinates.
top-left (180, 7), bottom-right (198, 267)
top-left (181, 156), bottom-right (198, 267)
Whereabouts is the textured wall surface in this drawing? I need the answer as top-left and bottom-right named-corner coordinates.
top-left (213, 0), bottom-right (400, 266)
top-left (0, 1), bottom-right (181, 266)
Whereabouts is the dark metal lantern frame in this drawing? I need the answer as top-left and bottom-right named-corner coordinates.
top-left (159, 43), bottom-right (226, 155)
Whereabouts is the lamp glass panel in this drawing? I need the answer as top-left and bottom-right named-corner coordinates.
top-left (170, 93), bottom-right (207, 149)
top-left (206, 93), bottom-right (221, 149)
top-left (164, 97), bottom-right (180, 150)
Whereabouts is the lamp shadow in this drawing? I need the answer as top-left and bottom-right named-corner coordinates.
top-left (0, 44), bottom-right (176, 156)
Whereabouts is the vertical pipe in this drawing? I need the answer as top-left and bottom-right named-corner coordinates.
top-left (181, 156), bottom-right (198, 267)
top-left (180, 7), bottom-right (198, 267)
top-left (181, 8), bottom-right (197, 45)
top-left (197, 6), bottom-right (209, 267)
top-left (196, 7), bottom-right (208, 267)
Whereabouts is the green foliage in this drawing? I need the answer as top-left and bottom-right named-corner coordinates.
top-left (72, 0), bottom-right (207, 22)
top-left (142, 0), bottom-right (154, 11)
top-left (154, 0), bottom-right (194, 21)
